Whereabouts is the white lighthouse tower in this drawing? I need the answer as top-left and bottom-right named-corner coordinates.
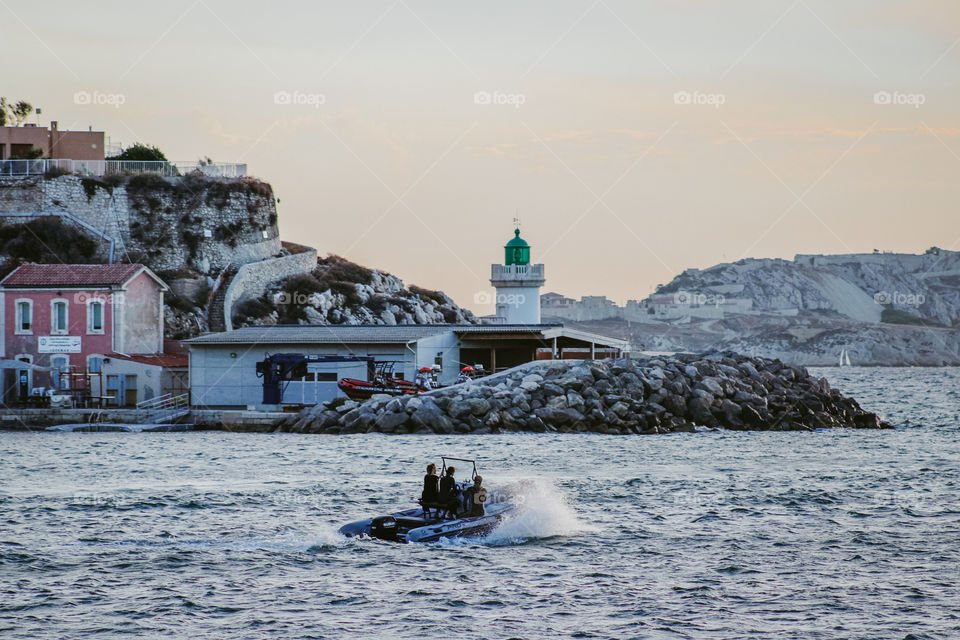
top-left (490, 226), bottom-right (545, 324)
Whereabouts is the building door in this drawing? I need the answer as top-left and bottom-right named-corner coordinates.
top-left (51, 356), bottom-right (69, 391)
top-left (124, 375), bottom-right (137, 406)
top-left (16, 356), bottom-right (32, 401)
top-left (106, 375), bottom-right (120, 406)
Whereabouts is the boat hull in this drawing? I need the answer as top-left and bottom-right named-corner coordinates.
top-left (338, 502), bottom-right (515, 543)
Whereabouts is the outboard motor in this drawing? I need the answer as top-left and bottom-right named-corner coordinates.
top-left (371, 516), bottom-right (399, 541)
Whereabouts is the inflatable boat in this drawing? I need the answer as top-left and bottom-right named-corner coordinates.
top-left (338, 457), bottom-right (518, 543)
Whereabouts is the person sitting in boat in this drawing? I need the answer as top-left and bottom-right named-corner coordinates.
top-left (422, 463), bottom-right (440, 505)
top-left (439, 466), bottom-right (460, 518)
top-left (463, 475), bottom-right (488, 517)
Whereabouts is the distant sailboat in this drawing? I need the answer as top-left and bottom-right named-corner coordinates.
top-left (839, 349), bottom-right (852, 367)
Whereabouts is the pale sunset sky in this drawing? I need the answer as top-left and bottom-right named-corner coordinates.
top-left (4, 1), bottom-right (959, 312)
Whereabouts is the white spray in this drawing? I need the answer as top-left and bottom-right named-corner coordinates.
top-left (483, 479), bottom-right (597, 544)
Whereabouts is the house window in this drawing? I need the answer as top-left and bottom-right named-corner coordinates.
top-left (15, 299), bottom-right (32, 334)
top-left (87, 300), bottom-right (104, 334)
top-left (51, 299), bottom-right (69, 334)
top-left (88, 356), bottom-right (103, 373)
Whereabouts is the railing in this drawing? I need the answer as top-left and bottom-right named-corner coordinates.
top-left (491, 263), bottom-right (545, 280)
top-left (0, 158), bottom-right (247, 178)
top-left (136, 392), bottom-right (190, 424)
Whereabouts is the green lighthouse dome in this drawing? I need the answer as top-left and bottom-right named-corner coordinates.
top-left (504, 228), bottom-right (530, 265)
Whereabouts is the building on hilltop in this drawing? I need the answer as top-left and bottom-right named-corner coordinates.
top-left (0, 263), bottom-right (186, 406)
top-left (0, 121), bottom-right (104, 161)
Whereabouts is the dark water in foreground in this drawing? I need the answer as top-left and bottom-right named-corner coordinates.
top-left (2, 367), bottom-right (959, 639)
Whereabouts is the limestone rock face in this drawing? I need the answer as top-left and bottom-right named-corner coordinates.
top-left (278, 352), bottom-right (890, 435)
top-left (233, 255), bottom-right (478, 329)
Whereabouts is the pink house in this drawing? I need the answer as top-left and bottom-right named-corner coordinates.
top-left (0, 263), bottom-right (170, 406)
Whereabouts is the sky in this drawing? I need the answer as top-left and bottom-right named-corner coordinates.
top-left (3, 0), bottom-right (959, 313)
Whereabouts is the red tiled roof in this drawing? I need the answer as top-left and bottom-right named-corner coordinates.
top-left (106, 352), bottom-right (189, 368)
top-left (0, 263), bottom-right (146, 288)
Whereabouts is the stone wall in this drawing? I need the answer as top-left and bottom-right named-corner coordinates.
top-left (223, 241), bottom-right (318, 330)
top-left (0, 174), bottom-right (282, 274)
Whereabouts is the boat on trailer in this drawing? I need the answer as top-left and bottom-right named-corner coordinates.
top-left (337, 360), bottom-right (425, 400)
top-left (338, 457), bottom-right (518, 543)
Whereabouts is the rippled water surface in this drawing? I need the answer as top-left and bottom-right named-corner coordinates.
top-left (2, 367), bottom-right (959, 639)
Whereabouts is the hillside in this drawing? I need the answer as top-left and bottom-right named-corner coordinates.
top-left (231, 254), bottom-right (477, 328)
top-left (0, 173), bottom-right (477, 340)
top-left (554, 248), bottom-right (960, 366)
top-left (659, 249), bottom-right (958, 327)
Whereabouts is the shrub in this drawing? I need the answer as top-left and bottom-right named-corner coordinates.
top-left (43, 167), bottom-right (72, 179)
top-left (0, 218), bottom-right (100, 278)
top-left (234, 296), bottom-right (276, 321)
top-left (881, 308), bottom-right (945, 328)
top-left (283, 273), bottom-right (326, 297)
top-left (315, 254), bottom-right (373, 285)
top-left (409, 284), bottom-right (446, 306)
top-left (126, 173), bottom-right (171, 194)
top-left (80, 177), bottom-right (112, 199)
top-left (108, 143), bottom-right (168, 162)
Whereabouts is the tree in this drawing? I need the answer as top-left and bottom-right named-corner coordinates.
top-left (11, 101), bottom-right (32, 126)
top-left (107, 143), bottom-right (168, 162)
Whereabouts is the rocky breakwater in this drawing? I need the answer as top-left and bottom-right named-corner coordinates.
top-left (279, 352), bottom-right (890, 435)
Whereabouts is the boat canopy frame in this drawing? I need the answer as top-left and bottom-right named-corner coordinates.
top-left (441, 456), bottom-right (479, 480)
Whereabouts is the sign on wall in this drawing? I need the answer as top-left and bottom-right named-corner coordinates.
top-left (38, 336), bottom-right (82, 353)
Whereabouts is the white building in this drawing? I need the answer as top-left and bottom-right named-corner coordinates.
top-left (490, 228), bottom-right (545, 324)
top-left (185, 324), bottom-right (627, 410)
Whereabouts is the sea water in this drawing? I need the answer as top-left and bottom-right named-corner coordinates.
top-left (1, 367), bottom-right (958, 639)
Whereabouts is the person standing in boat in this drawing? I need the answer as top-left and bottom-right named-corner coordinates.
top-left (439, 466), bottom-right (459, 518)
top-left (422, 463), bottom-right (440, 505)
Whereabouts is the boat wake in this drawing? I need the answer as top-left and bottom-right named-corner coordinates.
top-left (481, 479), bottom-right (597, 545)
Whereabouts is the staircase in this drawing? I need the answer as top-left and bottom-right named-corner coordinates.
top-left (136, 393), bottom-right (190, 424)
top-left (206, 265), bottom-right (237, 332)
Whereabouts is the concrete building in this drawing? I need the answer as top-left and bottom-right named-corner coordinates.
top-left (490, 228), bottom-right (545, 324)
top-left (0, 263), bottom-right (177, 406)
top-left (185, 324), bottom-right (627, 410)
top-left (0, 121), bottom-right (104, 161)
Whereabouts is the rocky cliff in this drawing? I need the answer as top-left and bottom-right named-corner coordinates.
top-left (232, 254), bottom-right (477, 327)
top-left (660, 249), bottom-right (959, 326)
top-left (279, 353), bottom-right (889, 435)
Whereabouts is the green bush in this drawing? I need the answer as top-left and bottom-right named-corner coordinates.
top-left (409, 284), bottom-right (446, 306)
top-left (108, 143), bottom-right (168, 162)
top-left (234, 296), bottom-right (276, 321)
top-left (315, 254), bottom-right (373, 285)
top-left (43, 167), bottom-right (72, 179)
top-left (0, 218), bottom-right (100, 278)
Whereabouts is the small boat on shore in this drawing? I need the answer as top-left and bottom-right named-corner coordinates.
top-left (337, 360), bottom-right (425, 400)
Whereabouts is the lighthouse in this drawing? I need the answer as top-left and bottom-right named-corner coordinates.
top-left (490, 227), bottom-right (546, 324)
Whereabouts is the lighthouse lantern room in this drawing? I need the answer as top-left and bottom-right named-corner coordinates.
top-left (490, 227), bottom-right (546, 324)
